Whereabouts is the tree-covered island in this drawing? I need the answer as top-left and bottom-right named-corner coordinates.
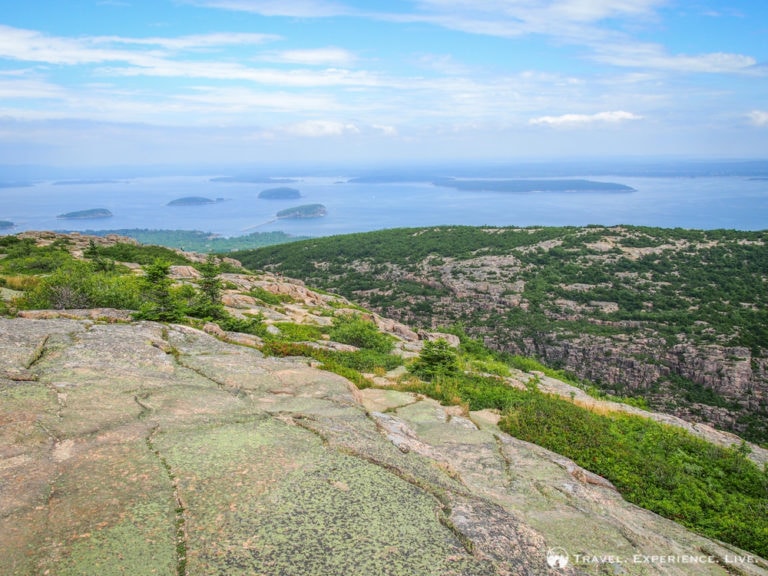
top-left (276, 204), bottom-right (327, 219)
top-left (258, 187), bottom-right (302, 199)
top-left (57, 208), bottom-right (113, 220)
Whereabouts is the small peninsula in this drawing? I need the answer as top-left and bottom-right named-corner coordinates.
top-left (167, 197), bottom-right (226, 206)
top-left (433, 178), bottom-right (634, 193)
top-left (259, 187), bottom-right (302, 199)
top-left (57, 208), bottom-right (113, 220)
top-left (0, 220), bottom-right (14, 230)
top-left (276, 204), bottom-right (327, 219)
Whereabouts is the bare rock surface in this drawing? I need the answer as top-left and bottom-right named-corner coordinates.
top-left (2, 317), bottom-right (766, 575)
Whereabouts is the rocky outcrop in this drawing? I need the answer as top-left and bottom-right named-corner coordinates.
top-left (1, 317), bottom-right (766, 575)
top-left (503, 335), bottom-right (768, 437)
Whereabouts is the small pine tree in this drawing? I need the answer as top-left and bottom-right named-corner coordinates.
top-left (410, 338), bottom-right (459, 381)
top-left (135, 259), bottom-right (184, 322)
top-left (190, 255), bottom-right (225, 319)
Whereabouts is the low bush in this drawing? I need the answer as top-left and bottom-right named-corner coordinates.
top-left (329, 314), bottom-right (394, 353)
top-left (21, 261), bottom-right (142, 310)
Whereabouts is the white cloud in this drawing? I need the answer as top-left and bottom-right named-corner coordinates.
top-left (0, 26), bottom-right (279, 67)
top-left (96, 32), bottom-right (281, 51)
top-left (285, 120), bottom-right (360, 137)
top-left (0, 25), bottom-right (162, 66)
top-left (177, 86), bottom-right (339, 113)
top-left (749, 111), bottom-right (768, 127)
top-left (595, 42), bottom-right (757, 73)
top-left (0, 77), bottom-right (65, 100)
top-left (387, 0), bottom-right (666, 40)
top-left (188, 0), bottom-right (349, 17)
top-left (106, 61), bottom-right (383, 88)
top-left (262, 47), bottom-right (357, 67)
top-left (373, 124), bottom-right (398, 136)
top-left (529, 110), bottom-right (643, 126)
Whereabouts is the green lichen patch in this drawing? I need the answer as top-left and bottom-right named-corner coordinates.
top-left (57, 501), bottom-right (176, 576)
top-left (0, 381), bottom-right (57, 447)
top-left (207, 453), bottom-right (495, 576)
top-left (27, 436), bottom-right (177, 576)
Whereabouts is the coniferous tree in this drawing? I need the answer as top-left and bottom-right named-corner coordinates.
top-left (135, 259), bottom-right (184, 322)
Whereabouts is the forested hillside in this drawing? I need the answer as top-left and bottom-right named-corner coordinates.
top-left (232, 225), bottom-right (768, 444)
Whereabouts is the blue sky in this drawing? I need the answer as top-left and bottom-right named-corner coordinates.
top-left (0, 0), bottom-right (766, 166)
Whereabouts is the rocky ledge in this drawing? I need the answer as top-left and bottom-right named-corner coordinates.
top-left (1, 316), bottom-right (766, 575)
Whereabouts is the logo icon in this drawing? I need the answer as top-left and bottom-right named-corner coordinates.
top-left (547, 547), bottom-right (570, 569)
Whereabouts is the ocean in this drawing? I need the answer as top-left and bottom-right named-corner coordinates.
top-left (1, 174), bottom-right (766, 237)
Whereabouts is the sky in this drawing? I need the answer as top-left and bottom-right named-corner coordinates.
top-left (0, 0), bottom-right (767, 167)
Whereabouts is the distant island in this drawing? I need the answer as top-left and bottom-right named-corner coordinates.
top-left (57, 208), bottom-right (113, 220)
top-left (167, 197), bottom-right (226, 206)
top-left (53, 179), bottom-right (125, 186)
top-left (259, 187), bottom-right (302, 199)
top-left (0, 220), bottom-right (14, 230)
top-left (211, 176), bottom-right (298, 184)
top-left (276, 204), bottom-right (327, 219)
top-left (433, 178), bottom-right (635, 193)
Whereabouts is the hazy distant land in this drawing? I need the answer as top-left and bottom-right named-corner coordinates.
top-left (258, 187), bottom-right (302, 199)
top-left (211, 176), bottom-right (299, 184)
top-left (433, 178), bottom-right (635, 193)
top-left (0, 182), bottom-right (33, 189)
top-left (53, 179), bottom-right (126, 186)
top-left (57, 209), bottom-right (113, 220)
top-left (0, 220), bottom-right (14, 230)
top-left (167, 196), bottom-right (226, 206)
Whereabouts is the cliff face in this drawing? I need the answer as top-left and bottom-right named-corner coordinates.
top-left (506, 336), bottom-right (768, 434)
top-left (2, 316), bottom-right (766, 575)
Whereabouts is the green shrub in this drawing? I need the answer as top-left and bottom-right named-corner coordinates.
top-left (328, 314), bottom-right (393, 353)
top-left (92, 243), bottom-right (190, 266)
top-left (268, 322), bottom-right (324, 342)
top-left (499, 391), bottom-right (768, 558)
top-left (409, 338), bottom-right (459, 381)
top-left (21, 261), bottom-right (142, 310)
top-left (133, 260), bottom-right (185, 322)
top-left (249, 286), bottom-right (294, 305)
top-left (217, 314), bottom-right (267, 336)
top-left (1, 249), bottom-right (74, 274)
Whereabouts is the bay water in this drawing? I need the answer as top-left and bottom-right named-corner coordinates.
top-left (1, 174), bottom-right (766, 237)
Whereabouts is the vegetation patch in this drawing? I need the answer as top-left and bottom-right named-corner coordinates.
top-left (232, 225), bottom-right (768, 443)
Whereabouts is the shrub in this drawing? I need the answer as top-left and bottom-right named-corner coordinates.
top-left (134, 260), bottom-right (185, 322)
top-left (268, 322), bottom-right (324, 342)
top-left (249, 286), bottom-right (294, 305)
top-left (217, 314), bottom-right (267, 336)
top-left (328, 314), bottom-right (393, 353)
top-left (409, 338), bottom-right (459, 380)
top-left (21, 261), bottom-right (141, 310)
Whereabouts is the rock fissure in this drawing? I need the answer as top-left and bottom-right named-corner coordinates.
top-left (24, 334), bottom-right (50, 369)
top-left (145, 424), bottom-right (188, 576)
top-left (493, 434), bottom-right (515, 489)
